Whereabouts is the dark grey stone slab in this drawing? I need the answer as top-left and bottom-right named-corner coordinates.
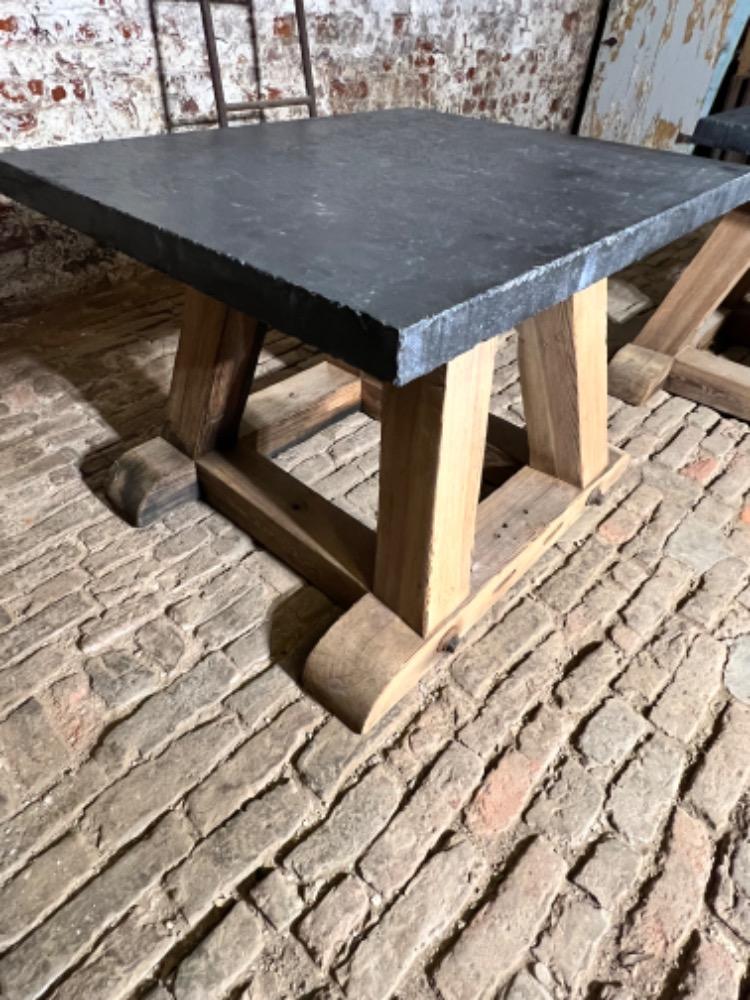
top-left (2, 109), bottom-right (750, 383)
top-left (692, 107), bottom-right (750, 157)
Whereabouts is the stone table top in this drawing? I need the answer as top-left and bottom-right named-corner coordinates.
top-left (693, 106), bottom-right (750, 157)
top-left (2, 109), bottom-right (750, 383)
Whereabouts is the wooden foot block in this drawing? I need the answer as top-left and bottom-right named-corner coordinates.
top-left (304, 446), bottom-right (629, 733)
top-left (607, 343), bottom-right (673, 406)
top-left (106, 437), bottom-right (199, 527)
top-left (667, 346), bottom-right (750, 421)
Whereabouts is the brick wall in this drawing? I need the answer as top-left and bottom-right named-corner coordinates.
top-left (0, 0), bottom-right (601, 315)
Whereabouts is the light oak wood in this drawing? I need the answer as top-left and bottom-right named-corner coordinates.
top-left (607, 342), bottom-right (674, 406)
top-left (667, 346), bottom-right (750, 421)
top-left (304, 447), bottom-right (628, 732)
top-left (167, 288), bottom-right (265, 457)
top-left (518, 279), bottom-right (609, 488)
top-left (636, 206), bottom-right (750, 357)
top-left (240, 361), bottom-right (361, 455)
top-left (197, 447), bottom-right (375, 608)
top-left (105, 437), bottom-right (199, 527)
top-left (373, 340), bottom-right (496, 636)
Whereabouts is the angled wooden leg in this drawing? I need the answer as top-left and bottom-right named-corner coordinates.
top-left (106, 287), bottom-right (265, 525)
top-left (167, 287), bottom-right (266, 457)
top-left (373, 340), bottom-right (496, 635)
top-left (609, 205), bottom-right (750, 405)
top-left (518, 278), bottom-right (609, 488)
top-left (304, 286), bottom-right (627, 732)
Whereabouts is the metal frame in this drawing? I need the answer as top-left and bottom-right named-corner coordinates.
top-left (150, 0), bottom-right (317, 130)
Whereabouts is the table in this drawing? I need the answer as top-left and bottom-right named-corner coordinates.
top-left (608, 107), bottom-right (750, 416)
top-left (3, 110), bottom-right (750, 732)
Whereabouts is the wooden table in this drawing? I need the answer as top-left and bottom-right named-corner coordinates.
top-left (609, 107), bottom-right (750, 416)
top-left (3, 110), bottom-right (750, 732)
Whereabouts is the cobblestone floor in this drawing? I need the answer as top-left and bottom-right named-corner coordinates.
top-left (1, 238), bottom-right (750, 1000)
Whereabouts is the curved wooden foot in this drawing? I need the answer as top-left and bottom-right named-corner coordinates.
top-left (304, 447), bottom-right (629, 733)
top-left (105, 437), bottom-right (199, 527)
top-left (608, 343), bottom-right (673, 406)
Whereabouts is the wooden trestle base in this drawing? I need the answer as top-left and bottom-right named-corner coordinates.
top-left (608, 204), bottom-right (750, 418)
top-left (106, 280), bottom-right (628, 733)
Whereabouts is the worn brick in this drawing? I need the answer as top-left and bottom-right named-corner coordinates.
top-left (359, 743), bottom-right (482, 897)
top-left (249, 868), bottom-right (304, 931)
top-left (0, 591), bottom-right (97, 666)
top-left (172, 902), bottom-right (264, 1000)
top-left (621, 557), bottom-right (692, 643)
top-left (166, 780), bottom-right (314, 925)
top-left (297, 875), bottom-right (370, 967)
top-left (553, 641), bottom-right (620, 714)
top-left (434, 837), bottom-right (566, 1000)
top-left (539, 536), bottom-right (614, 613)
top-left (686, 703), bottom-right (750, 827)
top-left (576, 696), bottom-right (648, 769)
top-left (82, 714), bottom-right (241, 854)
top-left (0, 811), bottom-right (194, 999)
top-left (451, 599), bottom-right (554, 699)
top-left (534, 893), bottom-right (608, 991)
top-left (524, 756), bottom-right (603, 848)
top-left (573, 836), bottom-right (642, 910)
top-left (94, 650), bottom-right (237, 773)
top-left (649, 634), bottom-right (725, 741)
top-left (618, 809), bottom-right (712, 985)
top-left (286, 766), bottom-right (402, 883)
top-left (343, 838), bottom-right (481, 1000)
top-left (672, 930), bottom-right (744, 1000)
top-left (681, 557), bottom-right (749, 629)
top-left (243, 933), bottom-right (324, 998)
top-left (185, 699), bottom-right (322, 835)
top-left (608, 733), bottom-right (685, 845)
top-left (0, 695), bottom-right (70, 795)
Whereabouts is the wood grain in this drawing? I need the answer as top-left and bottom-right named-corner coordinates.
top-left (240, 361), bottom-right (361, 455)
top-left (373, 339), bottom-right (496, 636)
top-left (607, 342), bottom-right (673, 406)
top-left (167, 287), bottom-right (265, 457)
top-left (636, 206), bottom-right (750, 356)
top-left (667, 346), bottom-right (750, 421)
top-left (518, 279), bottom-right (608, 488)
top-left (105, 437), bottom-right (199, 527)
top-left (197, 448), bottom-right (375, 609)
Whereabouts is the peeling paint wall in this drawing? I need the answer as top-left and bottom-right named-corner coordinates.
top-left (0, 1), bottom-right (602, 315)
top-left (580, 0), bottom-right (748, 149)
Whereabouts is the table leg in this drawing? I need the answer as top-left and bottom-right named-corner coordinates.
top-left (608, 205), bottom-right (750, 408)
top-left (106, 287), bottom-right (264, 525)
top-left (374, 341), bottom-right (495, 635)
top-left (304, 280), bottom-right (628, 732)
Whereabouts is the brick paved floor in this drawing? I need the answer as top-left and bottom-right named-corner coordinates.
top-left (1, 239), bottom-right (749, 999)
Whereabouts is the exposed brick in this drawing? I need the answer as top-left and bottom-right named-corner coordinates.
top-left (533, 892), bottom-right (608, 991)
top-left (524, 756), bottom-right (603, 847)
top-left (297, 875), bottom-right (370, 967)
top-left (0, 695), bottom-right (70, 795)
top-left (0, 830), bottom-right (98, 948)
top-left (576, 696), bottom-right (648, 769)
top-left (553, 641), bottom-right (621, 714)
top-left (185, 699), bottom-right (322, 835)
top-left (0, 591), bottom-right (97, 666)
top-left (286, 767), bottom-right (402, 883)
top-left (608, 733), bottom-right (685, 845)
top-left (649, 634), bottom-right (725, 741)
top-left (359, 743), bottom-right (482, 897)
top-left (465, 749), bottom-right (542, 843)
top-left (94, 651), bottom-right (237, 773)
top-left (0, 811), bottom-right (194, 999)
top-left (433, 837), bottom-right (566, 1000)
top-left (685, 703), bottom-right (750, 827)
top-left (165, 780), bottom-right (315, 925)
top-left (242, 934), bottom-right (324, 998)
top-left (343, 838), bottom-right (482, 1000)
top-left (451, 598), bottom-right (553, 699)
top-left (621, 557), bottom-right (692, 643)
top-left (539, 536), bottom-right (614, 613)
top-left (681, 556), bottom-right (749, 629)
top-left (172, 902), bottom-right (264, 1000)
top-left (618, 809), bottom-right (712, 986)
top-left (249, 868), bottom-right (304, 931)
top-left (573, 836), bottom-right (642, 910)
top-left (82, 714), bottom-right (242, 854)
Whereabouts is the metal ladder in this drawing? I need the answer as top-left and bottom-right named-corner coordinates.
top-left (149, 0), bottom-right (317, 130)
